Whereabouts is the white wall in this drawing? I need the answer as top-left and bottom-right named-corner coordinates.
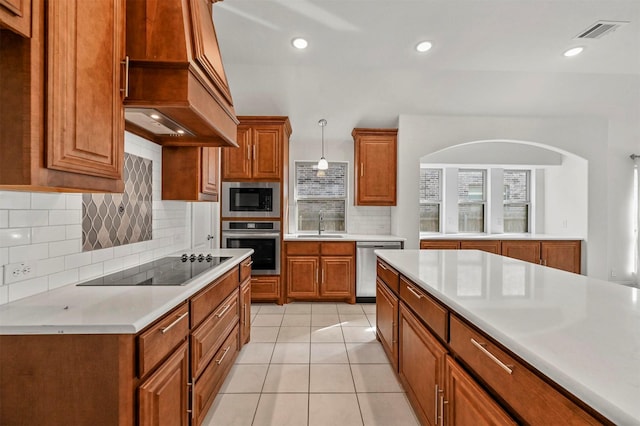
top-left (394, 115), bottom-right (622, 281)
top-left (0, 132), bottom-right (194, 305)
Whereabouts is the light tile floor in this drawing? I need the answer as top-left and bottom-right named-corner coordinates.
top-left (202, 302), bottom-right (420, 426)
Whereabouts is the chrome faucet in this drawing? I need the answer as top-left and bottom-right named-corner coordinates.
top-left (318, 211), bottom-right (324, 235)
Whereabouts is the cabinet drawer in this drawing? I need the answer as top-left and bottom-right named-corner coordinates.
top-left (321, 242), bottom-right (355, 256)
top-left (400, 276), bottom-right (448, 342)
top-left (191, 291), bottom-right (239, 379)
top-left (251, 276), bottom-right (280, 300)
top-left (449, 315), bottom-right (602, 425)
top-left (239, 257), bottom-right (253, 282)
top-left (138, 303), bottom-right (189, 378)
top-left (286, 242), bottom-right (320, 255)
top-left (376, 260), bottom-right (399, 293)
top-left (193, 325), bottom-right (239, 426)
top-left (191, 268), bottom-right (238, 329)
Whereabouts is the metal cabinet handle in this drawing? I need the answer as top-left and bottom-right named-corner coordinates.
top-left (187, 380), bottom-right (194, 416)
top-left (470, 338), bottom-right (513, 374)
top-left (439, 394), bottom-right (448, 426)
top-left (379, 263), bottom-right (388, 271)
top-left (244, 303), bottom-right (248, 326)
top-left (246, 260), bottom-right (254, 266)
top-left (253, 145), bottom-right (256, 160)
top-left (391, 321), bottom-right (396, 343)
top-left (360, 162), bottom-right (364, 177)
top-left (406, 285), bottom-right (423, 299)
top-left (160, 311), bottom-right (188, 334)
top-left (120, 56), bottom-right (129, 98)
top-left (316, 267), bottom-right (319, 285)
top-left (246, 144), bottom-right (251, 160)
top-left (321, 268), bottom-right (325, 284)
top-left (434, 384), bottom-right (439, 426)
top-left (216, 303), bottom-right (231, 318)
top-left (216, 346), bottom-right (231, 365)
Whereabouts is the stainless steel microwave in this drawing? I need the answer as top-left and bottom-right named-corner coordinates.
top-left (221, 182), bottom-right (280, 218)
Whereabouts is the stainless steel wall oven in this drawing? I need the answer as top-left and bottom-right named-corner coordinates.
top-left (221, 220), bottom-right (281, 275)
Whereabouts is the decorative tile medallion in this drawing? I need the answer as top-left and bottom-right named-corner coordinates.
top-left (82, 153), bottom-right (152, 251)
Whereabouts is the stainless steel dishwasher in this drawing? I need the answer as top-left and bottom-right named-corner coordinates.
top-left (356, 241), bottom-right (403, 303)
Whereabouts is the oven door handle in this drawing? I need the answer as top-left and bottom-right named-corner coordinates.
top-left (222, 232), bottom-right (281, 238)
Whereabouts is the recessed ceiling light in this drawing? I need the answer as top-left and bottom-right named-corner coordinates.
top-left (292, 37), bottom-right (308, 49)
top-left (563, 46), bottom-right (584, 57)
top-left (415, 41), bottom-right (433, 53)
top-left (176, 129), bottom-right (185, 135)
top-left (150, 113), bottom-right (160, 120)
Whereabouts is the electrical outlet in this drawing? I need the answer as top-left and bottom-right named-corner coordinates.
top-left (3, 261), bottom-right (37, 285)
top-left (610, 269), bottom-right (617, 278)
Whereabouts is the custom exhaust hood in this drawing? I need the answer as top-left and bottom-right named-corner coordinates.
top-left (124, 0), bottom-right (238, 147)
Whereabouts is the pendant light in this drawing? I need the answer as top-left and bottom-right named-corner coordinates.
top-left (317, 119), bottom-right (328, 170)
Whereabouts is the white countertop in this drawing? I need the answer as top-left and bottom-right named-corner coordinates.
top-left (375, 249), bottom-right (639, 425)
top-left (284, 233), bottom-right (406, 242)
top-left (0, 249), bottom-right (253, 335)
top-left (419, 232), bottom-right (583, 240)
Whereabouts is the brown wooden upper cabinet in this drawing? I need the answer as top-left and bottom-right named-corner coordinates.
top-left (222, 116), bottom-right (292, 181)
top-left (0, 0), bottom-right (126, 192)
top-left (162, 147), bottom-right (220, 201)
top-left (353, 128), bottom-right (397, 206)
top-left (0, 0), bottom-right (31, 37)
top-left (124, 0), bottom-right (238, 147)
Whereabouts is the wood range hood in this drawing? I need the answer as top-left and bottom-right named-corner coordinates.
top-left (124, 0), bottom-right (238, 147)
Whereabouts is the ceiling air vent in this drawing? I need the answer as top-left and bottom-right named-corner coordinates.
top-left (575, 21), bottom-right (629, 39)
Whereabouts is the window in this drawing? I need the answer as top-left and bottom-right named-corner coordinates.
top-left (295, 162), bottom-right (347, 232)
top-left (503, 170), bottom-right (530, 233)
top-left (458, 169), bottom-right (485, 233)
top-left (420, 168), bottom-right (441, 232)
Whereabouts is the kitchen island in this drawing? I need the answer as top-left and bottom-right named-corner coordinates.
top-left (0, 248), bottom-right (253, 426)
top-left (375, 249), bottom-right (639, 425)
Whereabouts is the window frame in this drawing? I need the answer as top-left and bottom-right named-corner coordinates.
top-left (419, 167), bottom-right (443, 233)
top-left (503, 169), bottom-right (531, 233)
top-left (457, 168), bottom-right (487, 233)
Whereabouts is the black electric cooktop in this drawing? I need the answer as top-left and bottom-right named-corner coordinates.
top-left (77, 254), bottom-right (232, 286)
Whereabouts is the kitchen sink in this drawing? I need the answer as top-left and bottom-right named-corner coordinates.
top-left (297, 234), bottom-right (344, 238)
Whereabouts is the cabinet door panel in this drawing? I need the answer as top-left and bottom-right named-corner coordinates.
top-left (0, 0), bottom-right (31, 37)
top-left (376, 279), bottom-right (398, 370)
top-left (251, 276), bottom-right (280, 301)
top-left (320, 256), bottom-right (353, 298)
top-left (541, 241), bottom-right (580, 273)
top-left (201, 147), bottom-right (219, 197)
top-left (46, 0), bottom-right (124, 180)
top-left (286, 256), bottom-right (318, 298)
top-left (240, 278), bottom-right (251, 346)
top-left (420, 240), bottom-right (460, 250)
top-left (222, 125), bottom-right (251, 179)
top-left (138, 341), bottom-right (189, 426)
top-left (252, 126), bottom-right (281, 179)
top-left (445, 356), bottom-right (516, 426)
top-left (460, 240), bottom-right (501, 254)
top-left (354, 129), bottom-right (397, 206)
top-left (501, 240), bottom-right (540, 264)
top-left (399, 304), bottom-right (447, 426)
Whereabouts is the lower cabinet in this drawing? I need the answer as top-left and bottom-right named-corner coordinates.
top-left (398, 303), bottom-right (447, 426)
top-left (376, 278), bottom-right (399, 370)
top-left (138, 341), bottom-right (190, 426)
top-left (444, 356), bottom-right (515, 426)
top-left (240, 277), bottom-right (251, 346)
top-left (251, 275), bottom-right (282, 303)
top-left (285, 241), bottom-right (355, 303)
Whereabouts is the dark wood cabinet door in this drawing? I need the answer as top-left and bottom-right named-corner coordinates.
top-left (240, 278), bottom-right (251, 346)
top-left (0, 0), bottom-right (31, 37)
top-left (320, 256), bottom-right (354, 299)
top-left (222, 125), bottom-right (252, 179)
top-left (251, 275), bottom-right (281, 302)
top-left (354, 129), bottom-right (397, 206)
top-left (445, 355), bottom-right (516, 426)
top-left (376, 279), bottom-right (398, 370)
top-left (501, 240), bottom-right (540, 264)
top-left (460, 240), bottom-right (501, 254)
top-left (286, 256), bottom-right (319, 298)
top-left (420, 240), bottom-right (460, 250)
top-left (252, 126), bottom-right (281, 179)
top-left (541, 240), bottom-right (581, 273)
top-left (138, 341), bottom-right (189, 426)
top-left (399, 304), bottom-right (447, 426)
top-left (46, 0), bottom-right (124, 180)
top-left (201, 147), bottom-right (220, 197)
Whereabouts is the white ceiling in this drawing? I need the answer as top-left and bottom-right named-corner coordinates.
top-left (213, 1), bottom-right (640, 145)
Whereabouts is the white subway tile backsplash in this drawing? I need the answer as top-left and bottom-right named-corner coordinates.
top-left (65, 224), bottom-right (82, 240)
top-left (49, 269), bottom-right (79, 290)
top-left (8, 276), bottom-right (49, 302)
top-left (9, 210), bottom-right (49, 227)
top-left (65, 194), bottom-right (82, 209)
top-left (0, 248), bottom-right (8, 266)
top-left (65, 252), bottom-right (92, 269)
top-left (0, 228), bottom-right (31, 248)
top-left (0, 191), bottom-right (31, 209)
top-left (113, 244), bottom-right (132, 258)
top-left (78, 263), bottom-right (104, 281)
top-left (103, 257), bottom-right (124, 274)
top-left (122, 254), bottom-right (140, 269)
top-left (31, 193), bottom-right (67, 210)
top-left (91, 247), bottom-right (114, 263)
top-left (10, 243), bottom-right (49, 263)
top-left (49, 239), bottom-right (81, 257)
top-left (0, 286), bottom-right (8, 304)
top-left (36, 257), bottom-right (65, 277)
top-left (0, 211), bottom-right (8, 228)
top-left (139, 250), bottom-right (154, 264)
top-left (32, 226), bottom-right (67, 244)
top-left (49, 209), bottom-right (81, 225)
